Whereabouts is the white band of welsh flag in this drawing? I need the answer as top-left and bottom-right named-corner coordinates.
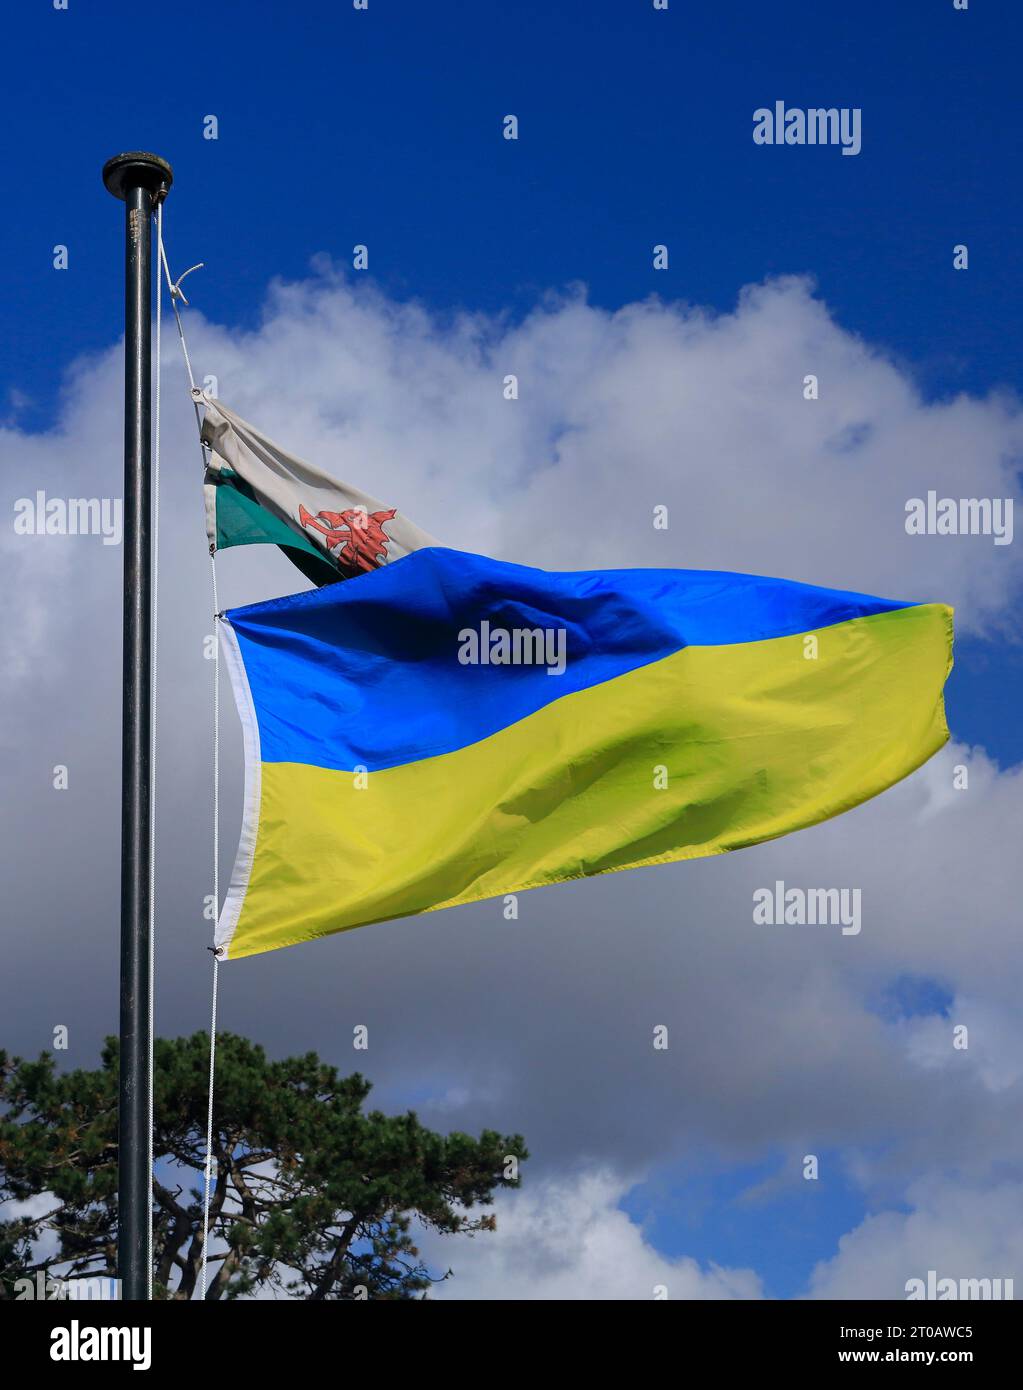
top-left (198, 390), bottom-right (437, 585)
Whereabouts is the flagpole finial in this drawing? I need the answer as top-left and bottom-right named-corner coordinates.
top-left (102, 151), bottom-right (174, 202)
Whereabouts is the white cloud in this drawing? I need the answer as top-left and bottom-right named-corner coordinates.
top-left (168, 267), bottom-right (1023, 631)
top-left (898, 996), bottom-right (1023, 1093)
top-left (425, 1171), bottom-right (762, 1300)
top-left (1, 1191), bottom-right (62, 1269)
top-left (808, 1179), bottom-right (1023, 1299)
top-left (2, 267), bottom-right (1021, 1298)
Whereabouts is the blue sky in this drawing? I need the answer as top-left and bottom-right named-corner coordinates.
top-left (7, 0), bottom-right (1022, 768)
top-left (3, 0), bottom-right (1021, 1299)
top-left (7, 0), bottom-right (1021, 412)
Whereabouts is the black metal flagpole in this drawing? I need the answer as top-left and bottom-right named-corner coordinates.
top-left (102, 151), bottom-right (173, 1302)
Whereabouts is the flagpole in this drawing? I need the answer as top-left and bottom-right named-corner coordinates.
top-left (102, 151), bottom-right (173, 1302)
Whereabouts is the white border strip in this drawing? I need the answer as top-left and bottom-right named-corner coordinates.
top-left (214, 619), bottom-right (262, 960)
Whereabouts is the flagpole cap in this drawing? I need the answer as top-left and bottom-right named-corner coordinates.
top-left (102, 151), bottom-right (174, 201)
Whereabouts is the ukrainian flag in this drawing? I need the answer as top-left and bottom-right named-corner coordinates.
top-left (215, 548), bottom-right (953, 960)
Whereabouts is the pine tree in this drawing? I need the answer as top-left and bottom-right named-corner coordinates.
top-left (0, 1033), bottom-right (526, 1300)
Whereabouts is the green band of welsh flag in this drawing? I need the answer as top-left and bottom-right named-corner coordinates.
top-left (198, 390), bottom-right (437, 585)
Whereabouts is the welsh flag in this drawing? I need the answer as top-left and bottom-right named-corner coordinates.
top-left (198, 391), bottom-right (437, 586)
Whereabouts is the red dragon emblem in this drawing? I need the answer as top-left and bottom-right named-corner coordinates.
top-left (298, 504), bottom-right (397, 575)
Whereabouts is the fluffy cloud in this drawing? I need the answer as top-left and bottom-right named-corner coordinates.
top-left (808, 1179), bottom-right (1023, 1300)
top-left (2, 268), bottom-right (1020, 1297)
top-left (425, 1171), bottom-right (762, 1300)
top-left (188, 267), bottom-right (1023, 632)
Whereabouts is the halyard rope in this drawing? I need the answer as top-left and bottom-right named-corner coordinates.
top-left (155, 208), bottom-right (222, 1299)
top-left (200, 951), bottom-right (220, 1298)
top-left (148, 198), bottom-right (163, 1301)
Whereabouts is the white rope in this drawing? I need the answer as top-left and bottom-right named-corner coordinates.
top-left (147, 199), bottom-right (165, 1301)
top-left (158, 235), bottom-right (209, 468)
top-left (200, 560), bottom-right (222, 1299)
top-left (199, 951), bottom-right (220, 1299)
top-left (157, 239), bottom-right (203, 393)
top-left (156, 216), bottom-right (222, 1300)
top-left (211, 560), bottom-right (221, 926)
